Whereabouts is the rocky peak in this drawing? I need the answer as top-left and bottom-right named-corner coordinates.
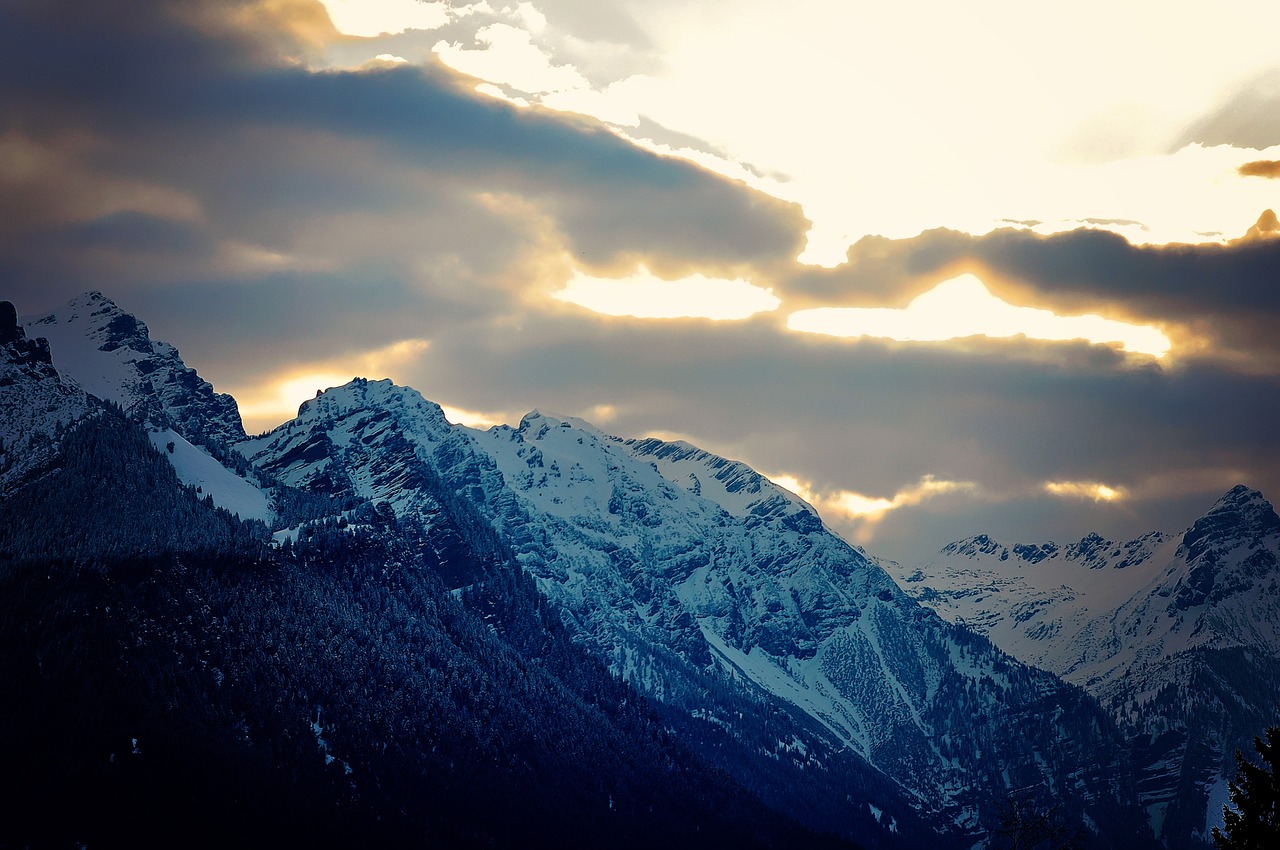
top-left (1, 301), bottom-right (55, 372)
top-left (1172, 486), bottom-right (1280, 612)
top-left (26, 292), bottom-right (245, 450)
top-left (1182, 485), bottom-right (1279, 557)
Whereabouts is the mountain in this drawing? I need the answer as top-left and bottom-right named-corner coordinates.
top-left (239, 377), bottom-right (1149, 845)
top-left (25, 291), bottom-right (246, 450)
top-left (2, 297), bottom-right (860, 849)
top-left (2, 291), bottom-right (1162, 848)
top-left (885, 488), bottom-right (1280, 847)
top-left (1, 299), bottom-right (94, 494)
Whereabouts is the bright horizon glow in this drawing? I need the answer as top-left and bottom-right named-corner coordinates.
top-left (553, 266), bottom-right (781, 320)
top-left (439, 404), bottom-right (514, 429)
top-left (787, 274), bottom-right (1173, 358)
top-left (1044, 480), bottom-right (1128, 502)
top-left (232, 338), bottom-right (431, 434)
top-left (771, 473), bottom-right (976, 543)
top-left (319, 0), bottom-right (449, 37)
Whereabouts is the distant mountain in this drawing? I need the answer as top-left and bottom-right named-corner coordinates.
top-left (1, 291), bottom-right (1164, 848)
top-left (885, 488), bottom-right (1280, 847)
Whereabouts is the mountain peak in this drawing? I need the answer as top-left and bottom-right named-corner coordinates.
top-left (25, 293), bottom-right (245, 448)
top-left (295, 378), bottom-right (452, 436)
top-left (1183, 485), bottom-right (1280, 552)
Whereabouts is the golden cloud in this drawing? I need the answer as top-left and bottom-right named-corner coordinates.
top-left (1238, 160), bottom-right (1280, 178)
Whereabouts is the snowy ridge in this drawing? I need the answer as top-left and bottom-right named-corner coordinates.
top-left (889, 487), bottom-right (1280, 693)
top-left (25, 292), bottom-right (245, 449)
top-left (887, 486), bottom-right (1280, 847)
top-left (238, 379), bottom-right (1143, 839)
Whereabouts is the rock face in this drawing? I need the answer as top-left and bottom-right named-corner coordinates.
top-left (25, 292), bottom-right (246, 449)
top-left (239, 378), bottom-right (1148, 845)
top-left (887, 487), bottom-right (1280, 848)
top-left (0, 302), bottom-right (92, 495)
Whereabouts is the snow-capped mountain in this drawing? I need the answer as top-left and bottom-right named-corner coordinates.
top-left (25, 291), bottom-right (245, 450)
top-left (11, 293), bottom-right (270, 523)
top-left (3, 291), bottom-right (1166, 847)
top-left (0, 300), bottom-right (93, 494)
top-left (886, 488), bottom-right (1280, 847)
top-left (239, 377), bottom-right (1147, 842)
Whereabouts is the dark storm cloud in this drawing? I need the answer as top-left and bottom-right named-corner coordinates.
top-left (784, 223), bottom-right (1280, 368)
top-left (0, 0), bottom-right (806, 314)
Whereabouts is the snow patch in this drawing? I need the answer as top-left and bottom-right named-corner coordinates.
top-left (149, 428), bottom-right (271, 523)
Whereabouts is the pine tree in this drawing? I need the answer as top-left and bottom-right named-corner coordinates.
top-left (1214, 727), bottom-right (1280, 850)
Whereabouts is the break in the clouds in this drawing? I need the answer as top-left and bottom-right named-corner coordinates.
top-left (317, 1), bottom-right (1280, 264)
top-left (787, 273), bottom-right (1171, 358)
top-left (5, 0), bottom-right (1280, 565)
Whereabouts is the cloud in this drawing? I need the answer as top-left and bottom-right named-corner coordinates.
top-left (0, 0), bottom-right (807, 314)
top-left (1043, 481), bottom-right (1127, 502)
top-left (771, 474), bottom-right (978, 545)
top-left (1239, 160), bottom-right (1280, 178)
top-left (1177, 67), bottom-right (1280, 150)
top-left (782, 223), bottom-right (1280, 372)
top-left (787, 273), bottom-right (1171, 358)
top-left (320, 0), bottom-right (450, 37)
top-left (5, 0), bottom-right (1280, 572)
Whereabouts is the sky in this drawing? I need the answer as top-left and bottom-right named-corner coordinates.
top-left (3, 0), bottom-right (1280, 565)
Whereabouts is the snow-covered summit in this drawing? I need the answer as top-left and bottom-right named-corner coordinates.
top-left (25, 292), bottom-right (245, 449)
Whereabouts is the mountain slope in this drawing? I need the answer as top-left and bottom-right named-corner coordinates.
top-left (1, 300), bottom-right (855, 850)
top-left (1, 299), bottom-right (95, 495)
top-left (886, 487), bottom-right (1280, 847)
top-left (239, 378), bottom-right (1150, 846)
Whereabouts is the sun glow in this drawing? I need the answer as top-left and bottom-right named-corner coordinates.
top-left (319, 0), bottom-right (449, 37)
top-left (553, 266), bottom-right (780, 320)
top-left (1043, 480), bottom-right (1128, 502)
top-left (771, 473), bottom-right (976, 542)
top-left (232, 339), bottom-right (431, 434)
top-left (787, 274), bottom-right (1172, 358)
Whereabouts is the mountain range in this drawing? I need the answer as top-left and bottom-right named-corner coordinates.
top-left (3, 291), bottom-right (1275, 848)
top-left (885, 487), bottom-right (1280, 847)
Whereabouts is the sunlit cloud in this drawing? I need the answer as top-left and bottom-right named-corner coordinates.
top-left (769, 473), bottom-right (977, 543)
top-left (434, 23), bottom-right (589, 95)
top-left (553, 266), bottom-right (780, 320)
top-left (232, 338), bottom-right (431, 434)
top-left (1043, 480), bottom-right (1128, 502)
top-left (319, 0), bottom-right (449, 37)
top-left (1238, 160), bottom-right (1280, 179)
top-left (372, 1), bottom-right (1280, 266)
top-left (787, 274), bottom-right (1172, 358)
top-left (440, 404), bottom-right (515, 429)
